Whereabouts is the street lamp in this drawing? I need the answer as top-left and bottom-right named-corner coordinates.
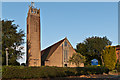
top-left (5, 48), bottom-right (8, 66)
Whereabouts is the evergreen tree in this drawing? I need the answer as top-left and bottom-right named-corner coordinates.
top-left (2, 20), bottom-right (25, 65)
top-left (102, 46), bottom-right (117, 70)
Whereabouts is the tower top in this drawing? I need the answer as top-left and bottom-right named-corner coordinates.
top-left (28, 2), bottom-right (40, 15)
top-left (31, 2), bottom-right (35, 8)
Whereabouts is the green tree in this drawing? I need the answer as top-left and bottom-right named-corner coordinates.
top-left (2, 20), bottom-right (25, 65)
top-left (102, 46), bottom-right (117, 70)
top-left (0, 21), bottom-right (2, 66)
top-left (69, 53), bottom-right (86, 67)
top-left (76, 36), bottom-right (112, 65)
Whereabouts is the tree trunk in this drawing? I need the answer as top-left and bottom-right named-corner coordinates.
top-left (101, 55), bottom-right (104, 66)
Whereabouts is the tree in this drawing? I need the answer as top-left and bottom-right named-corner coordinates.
top-left (2, 20), bottom-right (25, 65)
top-left (102, 46), bottom-right (117, 70)
top-left (69, 53), bottom-right (86, 67)
top-left (76, 36), bottom-right (112, 65)
top-left (0, 21), bottom-right (1, 77)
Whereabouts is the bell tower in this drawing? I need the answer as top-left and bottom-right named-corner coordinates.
top-left (27, 2), bottom-right (41, 66)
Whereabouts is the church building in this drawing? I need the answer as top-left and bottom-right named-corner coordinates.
top-left (26, 2), bottom-right (84, 67)
top-left (116, 45), bottom-right (120, 62)
top-left (41, 38), bottom-right (84, 67)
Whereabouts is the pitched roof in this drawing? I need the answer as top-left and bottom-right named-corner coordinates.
top-left (116, 45), bottom-right (120, 50)
top-left (41, 38), bottom-right (66, 62)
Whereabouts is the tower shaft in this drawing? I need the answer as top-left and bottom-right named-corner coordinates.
top-left (27, 4), bottom-right (41, 66)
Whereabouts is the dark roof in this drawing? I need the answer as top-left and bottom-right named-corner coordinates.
top-left (41, 38), bottom-right (66, 62)
top-left (115, 45), bottom-right (120, 50)
top-left (116, 45), bottom-right (120, 47)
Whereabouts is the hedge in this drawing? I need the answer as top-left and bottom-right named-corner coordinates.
top-left (2, 66), bottom-right (109, 79)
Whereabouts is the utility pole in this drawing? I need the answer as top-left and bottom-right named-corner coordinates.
top-left (116, 50), bottom-right (120, 63)
top-left (5, 48), bottom-right (8, 66)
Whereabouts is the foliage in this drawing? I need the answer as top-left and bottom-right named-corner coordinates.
top-left (2, 20), bottom-right (25, 65)
top-left (117, 64), bottom-right (120, 72)
top-left (115, 60), bottom-right (120, 72)
top-left (102, 46), bottom-right (117, 70)
top-left (2, 66), bottom-right (109, 79)
top-left (76, 36), bottom-right (112, 65)
top-left (0, 21), bottom-right (2, 66)
top-left (69, 53), bottom-right (86, 67)
top-left (115, 60), bottom-right (120, 69)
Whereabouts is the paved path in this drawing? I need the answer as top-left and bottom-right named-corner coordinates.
top-left (1, 75), bottom-right (120, 80)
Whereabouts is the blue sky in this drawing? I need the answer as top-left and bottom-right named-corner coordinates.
top-left (2, 2), bottom-right (118, 63)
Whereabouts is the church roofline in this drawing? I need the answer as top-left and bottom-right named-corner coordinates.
top-left (41, 37), bottom-right (76, 62)
top-left (41, 37), bottom-right (66, 54)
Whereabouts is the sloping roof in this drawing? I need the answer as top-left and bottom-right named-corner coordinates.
top-left (116, 45), bottom-right (120, 47)
top-left (116, 45), bottom-right (120, 50)
top-left (41, 38), bottom-right (66, 62)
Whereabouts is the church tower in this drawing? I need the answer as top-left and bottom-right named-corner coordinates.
top-left (27, 2), bottom-right (41, 66)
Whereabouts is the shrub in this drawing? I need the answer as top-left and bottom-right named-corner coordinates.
top-left (2, 66), bottom-right (109, 79)
top-left (102, 46), bottom-right (117, 70)
top-left (117, 64), bottom-right (120, 72)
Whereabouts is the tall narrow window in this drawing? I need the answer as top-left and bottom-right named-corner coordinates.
top-left (66, 50), bottom-right (67, 61)
top-left (64, 50), bottom-right (68, 62)
top-left (64, 41), bottom-right (67, 46)
top-left (64, 50), bottom-right (66, 62)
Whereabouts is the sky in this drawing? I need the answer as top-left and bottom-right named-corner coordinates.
top-left (2, 2), bottom-right (118, 63)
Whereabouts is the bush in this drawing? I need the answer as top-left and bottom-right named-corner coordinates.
top-left (2, 66), bottom-right (109, 79)
top-left (102, 46), bottom-right (117, 70)
top-left (117, 64), bottom-right (120, 72)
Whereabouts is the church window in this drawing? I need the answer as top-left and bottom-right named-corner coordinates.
top-left (66, 50), bottom-right (68, 61)
top-left (64, 41), bottom-right (67, 46)
top-left (68, 44), bottom-right (70, 47)
top-left (34, 11), bottom-right (35, 13)
top-left (37, 11), bottom-right (39, 14)
top-left (64, 50), bottom-right (66, 62)
top-left (64, 50), bottom-right (68, 62)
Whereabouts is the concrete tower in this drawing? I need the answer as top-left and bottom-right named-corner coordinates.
top-left (27, 2), bottom-right (41, 66)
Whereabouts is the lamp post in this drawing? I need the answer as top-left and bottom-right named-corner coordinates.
top-left (118, 52), bottom-right (120, 63)
top-left (5, 48), bottom-right (8, 66)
